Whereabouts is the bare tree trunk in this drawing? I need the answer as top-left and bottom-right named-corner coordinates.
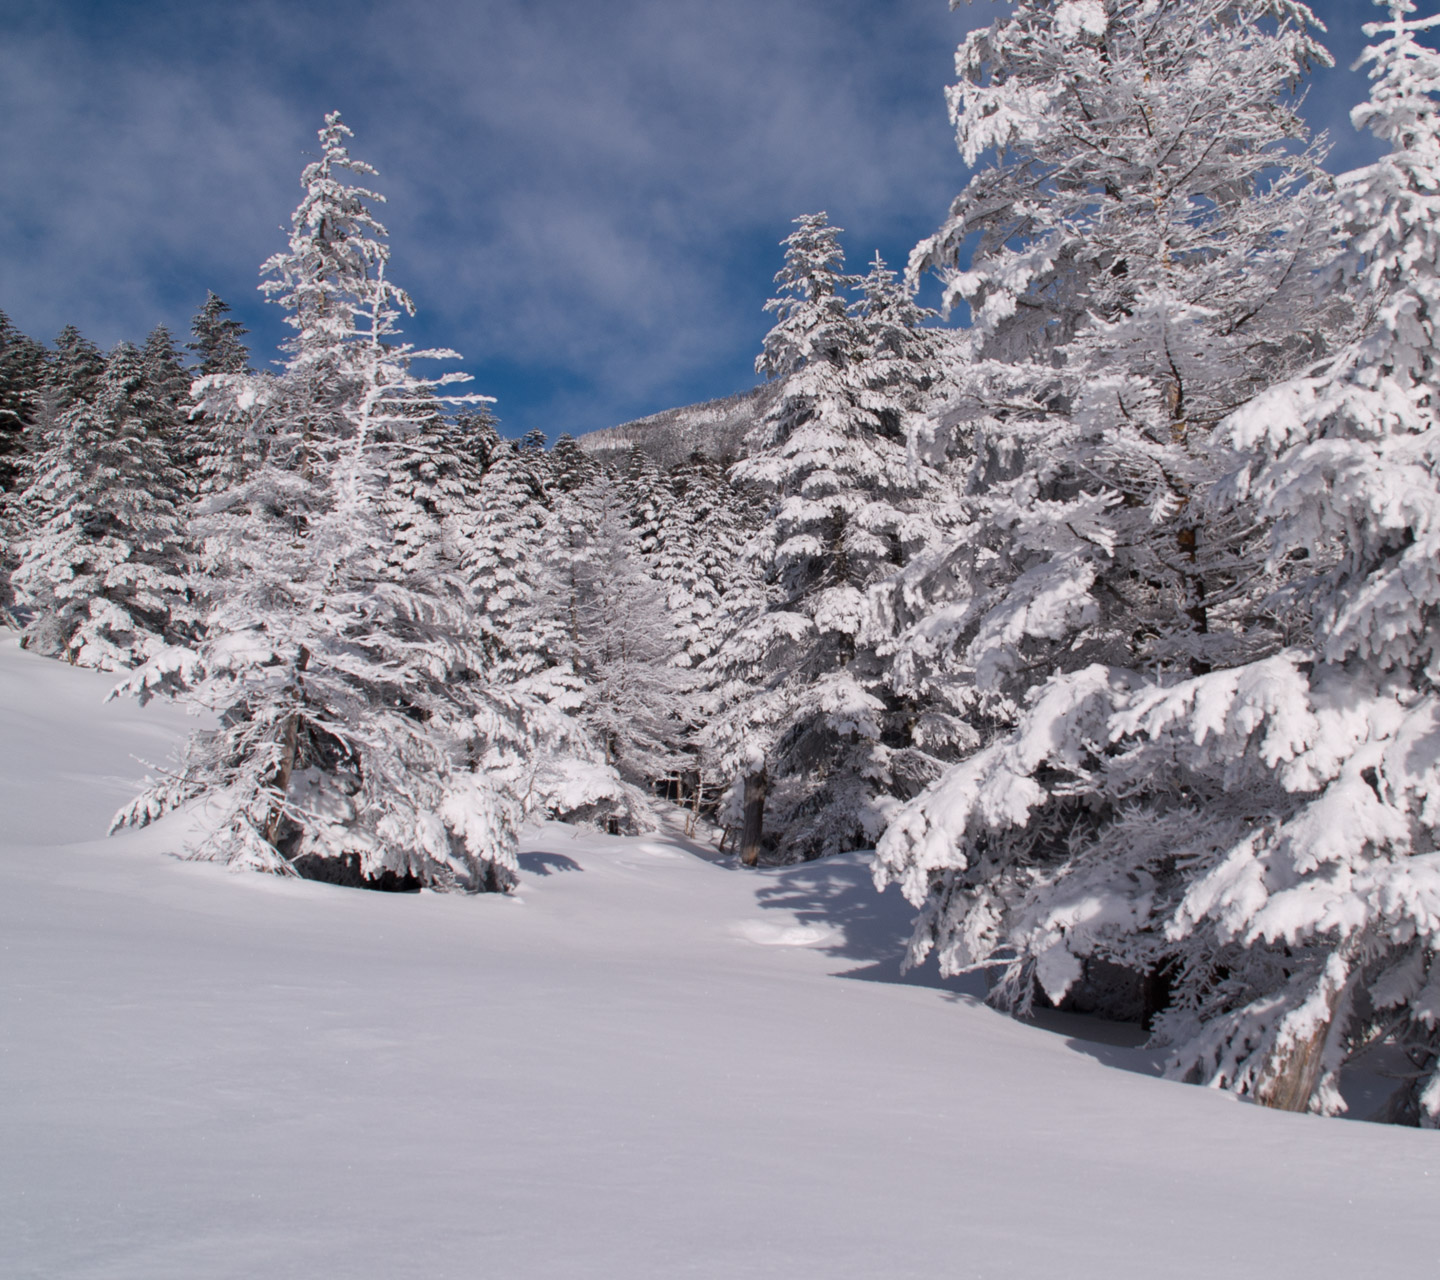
top-left (739, 767), bottom-right (768, 868)
top-left (685, 772), bottom-right (703, 839)
top-left (1254, 962), bottom-right (1351, 1113)
top-left (264, 711), bottom-right (299, 847)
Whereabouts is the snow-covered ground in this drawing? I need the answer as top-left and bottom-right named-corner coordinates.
top-left (2, 637), bottom-right (1436, 1280)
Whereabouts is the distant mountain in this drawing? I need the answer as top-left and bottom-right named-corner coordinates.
top-left (578, 384), bottom-right (778, 468)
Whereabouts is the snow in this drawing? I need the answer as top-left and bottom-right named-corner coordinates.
top-left (2, 637), bottom-right (1438, 1279)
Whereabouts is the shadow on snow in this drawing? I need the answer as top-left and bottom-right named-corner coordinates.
top-left (748, 849), bottom-right (1165, 1080)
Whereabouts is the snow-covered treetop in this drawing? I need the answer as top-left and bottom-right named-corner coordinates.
top-left (756, 213), bottom-right (858, 380)
top-left (260, 112), bottom-right (414, 367)
top-left (914, 0), bottom-right (1333, 357)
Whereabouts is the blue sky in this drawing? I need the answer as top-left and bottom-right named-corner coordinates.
top-left (0, 0), bottom-right (1405, 440)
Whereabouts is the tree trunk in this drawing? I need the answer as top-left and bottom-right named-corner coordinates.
top-left (1254, 1017), bottom-right (1334, 1113)
top-left (739, 768), bottom-right (768, 868)
top-left (264, 711), bottom-right (300, 847)
top-left (1254, 959), bottom-right (1352, 1113)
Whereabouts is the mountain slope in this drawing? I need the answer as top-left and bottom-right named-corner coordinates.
top-left (578, 384), bottom-right (778, 467)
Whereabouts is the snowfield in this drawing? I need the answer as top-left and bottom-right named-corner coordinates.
top-left (2, 637), bottom-right (1436, 1280)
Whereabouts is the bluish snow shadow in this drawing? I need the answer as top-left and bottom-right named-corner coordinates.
top-left (749, 849), bottom-right (1167, 1079)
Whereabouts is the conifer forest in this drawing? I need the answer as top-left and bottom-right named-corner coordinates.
top-left (10, 4), bottom-right (1440, 1232)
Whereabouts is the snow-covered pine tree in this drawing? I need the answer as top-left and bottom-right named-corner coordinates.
top-left (462, 433), bottom-right (553, 671)
top-left (513, 470), bottom-right (687, 828)
top-left (183, 293), bottom-right (257, 493)
top-left (187, 291), bottom-right (251, 376)
top-left (616, 445), bottom-right (662, 558)
top-left (564, 476), bottom-right (691, 792)
top-left (886, 0), bottom-right (1337, 723)
top-left (139, 325), bottom-right (194, 478)
top-left (0, 313), bottom-right (50, 619)
top-left (113, 112), bottom-right (536, 893)
top-left (875, 0), bottom-right (1347, 1035)
top-left (385, 398), bottom-right (497, 579)
top-left (658, 454), bottom-right (761, 671)
top-left (709, 215), bottom-right (941, 864)
top-left (12, 341), bottom-right (194, 668)
top-left (550, 432), bottom-right (600, 493)
top-left (0, 312), bottom-right (48, 493)
top-left (47, 325), bottom-right (106, 412)
top-left (648, 454), bottom-right (765, 821)
top-left (1106, 0), bottom-right (1440, 1120)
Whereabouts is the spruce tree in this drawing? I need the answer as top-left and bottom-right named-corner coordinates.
top-left (187, 291), bottom-right (251, 376)
top-left (0, 312), bottom-right (48, 492)
top-left (875, 0), bottom-right (1342, 1035)
top-left (709, 215), bottom-right (942, 863)
top-left (115, 113), bottom-right (536, 893)
top-left (48, 325), bottom-right (106, 411)
top-left (1101, 0), bottom-right (1440, 1120)
top-left (12, 342), bottom-right (193, 669)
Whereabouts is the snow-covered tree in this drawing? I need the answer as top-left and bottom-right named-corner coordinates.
top-left (385, 401), bottom-right (497, 579)
top-left (1131, 0), bottom-right (1440, 1119)
top-left (187, 291), bottom-right (251, 376)
top-left (47, 325), bottom-right (105, 412)
top-left (888, 0), bottom-right (1338, 719)
top-left (658, 454), bottom-right (761, 672)
top-left (875, 0), bottom-right (1333, 984)
top-left (0, 313), bottom-right (50, 618)
top-left (114, 113), bottom-right (537, 893)
top-left (709, 216), bottom-right (942, 863)
top-left (564, 478), bottom-right (691, 789)
top-left (516, 473), bottom-right (687, 828)
top-left (461, 434), bottom-right (556, 670)
top-left (550, 432), bottom-right (600, 493)
top-left (12, 342), bottom-right (193, 668)
top-left (876, 0), bottom-right (1440, 1123)
top-left (0, 312), bottom-right (47, 493)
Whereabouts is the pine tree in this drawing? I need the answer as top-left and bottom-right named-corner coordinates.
top-left (462, 435), bottom-right (554, 671)
top-left (551, 432), bottom-right (600, 493)
top-left (184, 293), bottom-right (256, 493)
top-left (385, 400), bottom-right (496, 579)
top-left (1110, 0), bottom-right (1440, 1120)
top-left (0, 313), bottom-right (51, 618)
top-left (510, 473), bottom-right (679, 830)
top-left (562, 478), bottom-right (691, 792)
top-left (187, 291), bottom-right (251, 376)
top-left (114, 113), bottom-right (535, 893)
top-left (0, 312), bottom-right (48, 493)
top-left (709, 215), bottom-right (942, 863)
top-left (875, 0), bottom-right (1344, 1040)
top-left (12, 342), bottom-right (193, 669)
top-left (48, 326), bottom-right (106, 411)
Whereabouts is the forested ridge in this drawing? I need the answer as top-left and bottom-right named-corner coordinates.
top-left (7, 0), bottom-right (1440, 1123)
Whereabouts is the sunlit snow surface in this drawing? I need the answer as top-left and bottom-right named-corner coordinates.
top-left (1, 637), bottom-right (1436, 1279)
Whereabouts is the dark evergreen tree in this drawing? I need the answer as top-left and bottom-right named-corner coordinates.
top-left (48, 326), bottom-right (106, 411)
top-left (0, 312), bottom-right (48, 493)
top-left (551, 432), bottom-right (599, 493)
top-left (187, 291), bottom-right (251, 375)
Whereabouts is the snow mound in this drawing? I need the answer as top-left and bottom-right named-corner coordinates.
top-left (731, 918), bottom-right (842, 947)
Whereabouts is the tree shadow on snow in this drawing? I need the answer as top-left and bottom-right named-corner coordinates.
top-left (752, 855), bottom-right (986, 999)
top-left (517, 850), bottom-right (584, 877)
top-left (753, 854), bottom-right (1165, 1079)
top-left (1022, 1007), bottom-right (1165, 1078)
